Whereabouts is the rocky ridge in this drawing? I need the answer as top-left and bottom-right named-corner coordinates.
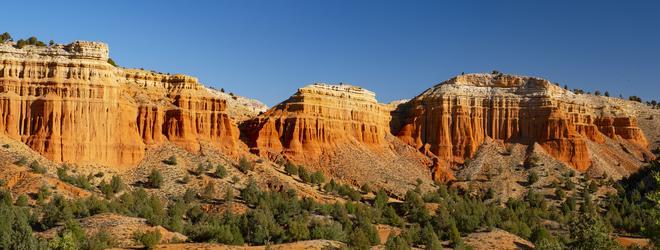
top-left (242, 83), bottom-right (391, 160)
top-left (393, 73), bottom-right (654, 180)
top-left (1, 40), bottom-right (656, 185)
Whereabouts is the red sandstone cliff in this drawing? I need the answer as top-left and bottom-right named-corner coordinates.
top-left (242, 83), bottom-right (433, 191)
top-left (393, 73), bottom-right (653, 179)
top-left (1, 40), bottom-right (655, 184)
top-left (242, 83), bottom-right (390, 160)
top-left (0, 41), bottom-right (239, 168)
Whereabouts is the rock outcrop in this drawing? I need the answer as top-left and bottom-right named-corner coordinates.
top-left (0, 41), bottom-right (239, 168)
top-left (393, 73), bottom-right (653, 179)
top-left (242, 83), bottom-right (433, 193)
top-left (1, 39), bottom-right (654, 185)
top-left (242, 83), bottom-right (390, 160)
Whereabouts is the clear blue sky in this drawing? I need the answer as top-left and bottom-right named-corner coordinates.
top-left (3, 0), bottom-right (659, 105)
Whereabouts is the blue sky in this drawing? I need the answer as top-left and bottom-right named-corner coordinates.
top-left (3, 0), bottom-right (659, 105)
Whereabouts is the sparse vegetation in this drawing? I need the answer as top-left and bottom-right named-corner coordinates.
top-left (147, 169), bottom-right (163, 188)
top-left (133, 229), bottom-right (161, 250)
top-left (0, 147), bottom-right (657, 249)
top-left (0, 159), bottom-right (660, 249)
top-left (629, 95), bottom-right (643, 103)
top-left (192, 164), bottom-right (205, 176)
top-left (163, 156), bottom-right (177, 165)
top-left (29, 160), bottom-right (47, 174)
top-left (57, 167), bottom-right (94, 190)
top-left (298, 166), bottom-right (311, 183)
top-left (0, 32), bottom-right (12, 43)
top-left (310, 171), bottom-right (325, 186)
top-left (214, 164), bottom-right (227, 178)
top-left (13, 156), bottom-right (28, 166)
top-left (528, 171), bottom-right (539, 185)
top-left (361, 183), bottom-right (372, 194)
top-left (238, 156), bottom-right (253, 173)
top-left (284, 162), bottom-right (298, 176)
top-left (180, 174), bottom-right (191, 184)
top-left (107, 58), bottom-right (118, 67)
top-left (14, 36), bottom-right (47, 48)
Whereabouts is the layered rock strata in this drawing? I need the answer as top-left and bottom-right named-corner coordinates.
top-left (0, 41), bottom-right (239, 168)
top-left (242, 83), bottom-right (391, 161)
top-left (242, 83), bottom-right (433, 193)
top-left (394, 73), bottom-right (653, 179)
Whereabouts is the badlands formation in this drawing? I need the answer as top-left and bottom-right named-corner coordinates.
top-left (394, 74), bottom-right (654, 180)
top-left (0, 41), bottom-right (239, 169)
top-left (0, 40), bottom-right (657, 185)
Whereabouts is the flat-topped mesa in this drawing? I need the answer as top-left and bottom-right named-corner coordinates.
top-left (122, 69), bottom-right (203, 90)
top-left (0, 40), bottom-right (239, 168)
top-left (423, 73), bottom-right (566, 98)
top-left (449, 73), bottom-right (546, 87)
top-left (241, 83), bottom-right (390, 162)
top-left (0, 41), bottom-right (109, 61)
top-left (395, 73), bottom-right (652, 179)
top-left (303, 83), bottom-right (378, 102)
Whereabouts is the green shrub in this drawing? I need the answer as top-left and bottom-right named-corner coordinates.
top-left (163, 156), bottom-right (177, 165)
top-left (29, 160), bottom-right (47, 174)
top-left (286, 218), bottom-right (310, 241)
top-left (361, 183), bottom-right (372, 194)
top-left (588, 181), bottom-right (599, 193)
top-left (555, 188), bottom-right (565, 200)
top-left (310, 171), bottom-right (325, 186)
top-left (349, 230), bottom-right (372, 249)
top-left (238, 156), bottom-right (253, 173)
top-left (15, 194), bottom-right (28, 207)
top-left (201, 182), bottom-right (215, 200)
top-left (85, 230), bottom-right (116, 250)
top-left (133, 229), bottom-right (161, 250)
top-left (148, 169), bottom-right (163, 188)
top-left (385, 234), bottom-right (410, 249)
top-left (240, 178), bottom-right (261, 206)
top-left (192, 164), bottom-right (205, 176)
top-left (298, 166), bottom-right (310, 183)
top-left (110, 175), bottom-right (125, 193)
top-left (528, 171), bottom-right (539, 185)
top-left (56, 167), bottom-right (93, 190)
top-left (225, 188), bottom-right (234, 204)
top-left (180, 174), bottom-right (191, 184)
top-left (214, 165), bottom-right (227, 179)
top-left (0, 32), bottom-right (12, 43)
top-left (107, 58), bottom-right (118, 67)
top-left (13, 157), bottom-right (28, 166)
top-left (284, 162), bottom-right (298, 176)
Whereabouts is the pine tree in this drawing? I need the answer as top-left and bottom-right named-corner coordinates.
top-left (0, 32), bottom-right (12, 42)
top-left (449, 221), bottom-right (462, 247)
top-left (568, 212), bottom-right (618, 250)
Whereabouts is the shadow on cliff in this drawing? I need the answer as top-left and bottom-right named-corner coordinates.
top-left (389, 102), bottom-right (411, 137)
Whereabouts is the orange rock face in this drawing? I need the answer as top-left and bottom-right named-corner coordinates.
top-left (242, 83), bottom-right (391, 161)
top-left (0, 41), bottom-right (239, 168)
top-left (242, 83), bottom-right (433, 193)
top-left (394, 73), bottom-right (651, 174)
